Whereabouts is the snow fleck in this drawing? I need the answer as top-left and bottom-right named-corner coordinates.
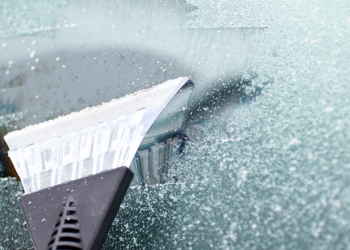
top-left (324, 107), bottom-right (334, 113)
top-left (289, 138), bottom-right (300, 146)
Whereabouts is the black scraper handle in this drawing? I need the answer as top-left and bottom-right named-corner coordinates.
top-left (19, 167), bottom-right (134, 250)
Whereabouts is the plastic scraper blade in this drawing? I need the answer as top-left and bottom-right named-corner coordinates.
top-left (5, 77), bottom-right (189, 193)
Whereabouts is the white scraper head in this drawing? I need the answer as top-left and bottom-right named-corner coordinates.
top-left (4, 77), bottom-right (189, 193)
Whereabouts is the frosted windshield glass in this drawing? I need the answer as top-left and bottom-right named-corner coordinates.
top-left (1, 0), bottom-right (350, 250)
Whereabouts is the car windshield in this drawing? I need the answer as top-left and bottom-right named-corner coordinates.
top-left (1, 1), bottom-right (350, 249)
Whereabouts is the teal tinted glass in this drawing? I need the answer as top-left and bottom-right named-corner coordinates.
top-left (1, 0), bottom-right (350, 249)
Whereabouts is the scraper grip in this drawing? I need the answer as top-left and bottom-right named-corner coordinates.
top-left (19, 167), bottom-right (134, 250)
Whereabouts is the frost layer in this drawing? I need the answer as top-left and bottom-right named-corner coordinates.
top-left (1, 0), bottom-right (350, 249)
top-left (0, 178), bottom-right (32, 250)
top-left (103, 0), bottom-right (350, 249)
